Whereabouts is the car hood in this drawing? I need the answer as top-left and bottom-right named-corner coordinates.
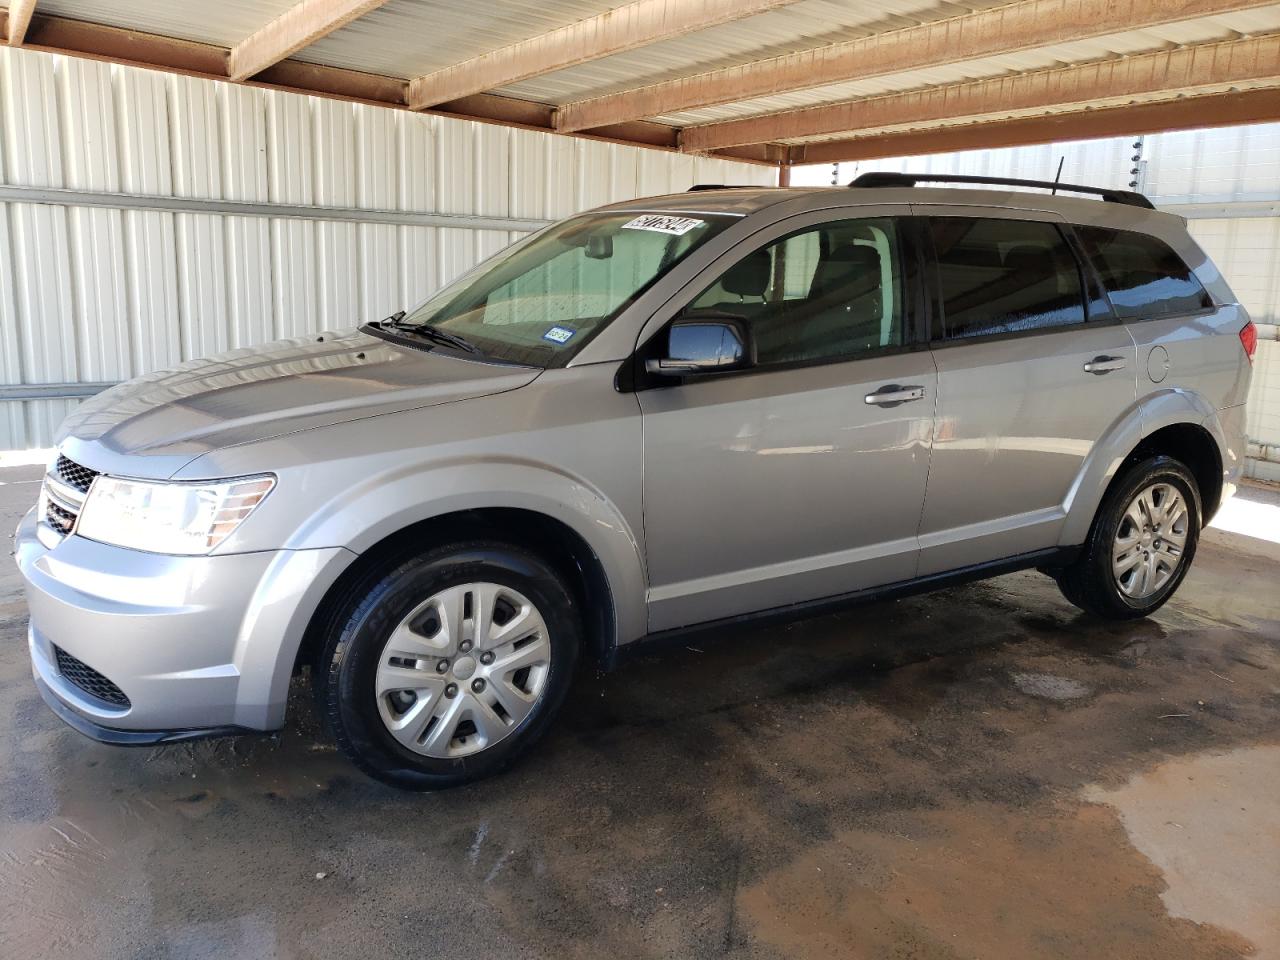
top-left (57, 330), bottom-right (540, 478)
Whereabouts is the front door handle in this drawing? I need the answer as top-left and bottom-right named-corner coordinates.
top-left (1084, 355), bottom-right (1127, 374)
top-left (865, 384), bottom-right (925, 407)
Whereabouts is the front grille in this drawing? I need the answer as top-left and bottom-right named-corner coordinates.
top-left (54, 646), bottom-right (131, 708)
top-left (55, 455), bottom-right (99, 494)
top-left (41, 454), bottom-right (98, 539)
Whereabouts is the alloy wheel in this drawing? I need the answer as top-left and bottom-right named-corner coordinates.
top-left (1112, 482), bottom-right (1189, 601)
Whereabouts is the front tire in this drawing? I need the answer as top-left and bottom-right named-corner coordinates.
top-left (1057, 455), bottom-right (1200, 620)
top-left (317, 541), bottom-right (581, 790)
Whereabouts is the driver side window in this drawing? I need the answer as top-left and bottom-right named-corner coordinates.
top-left (688, 217), bottom-right (905, 366)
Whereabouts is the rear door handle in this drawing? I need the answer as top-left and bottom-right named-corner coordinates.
top-left (1084, 355), bottom-right (1127, 374)
top-left (865, 384), bottom-right (925, 407)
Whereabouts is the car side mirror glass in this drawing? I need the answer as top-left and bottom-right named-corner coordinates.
top-left (645, 313), bottom-right (753, 376)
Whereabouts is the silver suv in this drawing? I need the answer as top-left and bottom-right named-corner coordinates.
top-left (16, 173), bottom-right (1256, 789)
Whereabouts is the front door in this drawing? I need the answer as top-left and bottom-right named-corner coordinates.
top-left (637, 211), bottom-right (937, 632)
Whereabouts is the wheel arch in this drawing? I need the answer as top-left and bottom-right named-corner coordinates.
top-left (1061, 389), bottom-right (1226, 546)
top-left (294, 506), bottom-right (625, 685)
top-left (1116, 423), bottom-right (1222, 522)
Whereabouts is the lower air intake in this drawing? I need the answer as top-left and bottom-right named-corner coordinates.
top-left (53, 646), bottom-right (131, 708)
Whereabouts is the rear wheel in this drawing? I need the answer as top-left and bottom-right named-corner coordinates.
top-left (1056, 455), bottom-right (1200, 620)
top-left (318, 541), bottom-right (580, 789)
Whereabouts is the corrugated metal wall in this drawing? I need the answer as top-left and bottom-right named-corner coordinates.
top-left (0, 47), bottom-right (775, 449)
top-left (799, 124), bottom-right (1280, 478)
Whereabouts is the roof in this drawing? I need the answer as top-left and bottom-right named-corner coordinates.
top-left (5, 0), bottom-right (1279, 167)
top-left (596, 183), bottom-right (1187, 232)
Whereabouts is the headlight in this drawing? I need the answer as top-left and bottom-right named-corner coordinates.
top-left (76, 475), bottom-right (276, 555)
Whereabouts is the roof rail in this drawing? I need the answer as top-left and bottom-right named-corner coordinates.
top-left (686, 183), bottom-right (763, 192)
top-left (848, 171), bottom-right (1155, 210)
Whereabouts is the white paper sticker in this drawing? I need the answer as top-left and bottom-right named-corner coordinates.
top-left (621, 214), bottom-right (706, 236)
top-left (542, 325), bottom-right (576, 344)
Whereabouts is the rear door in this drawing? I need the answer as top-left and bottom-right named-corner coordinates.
top-left (635, 207), bottom-right (937, 632)
top-left (914, 208), bottom-right (1138, 575)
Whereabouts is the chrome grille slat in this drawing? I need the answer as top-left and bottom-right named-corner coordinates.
top-left (44, 475), bottom-right (85, 511)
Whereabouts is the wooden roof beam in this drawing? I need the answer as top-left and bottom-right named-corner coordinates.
top-left (556, 0), bottom-right (1279, 132)
top-left (408, 0), bottom-right (800, 111)
top-left (680, 34), bottom-right (1280, 152)
top-left (229, 0), bottom-right (392, 81)
top-left (793, 88), bottom-right (1280, 163)
top-left (11, 13), bottom-right (784, 165)
top-left (6, 0), bottom-right (36, 46)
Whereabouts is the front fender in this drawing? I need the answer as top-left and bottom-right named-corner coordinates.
top-left (1059, 388), bottom-right (1224, 546)
top-left (284, 456), bottom-right (648, 648)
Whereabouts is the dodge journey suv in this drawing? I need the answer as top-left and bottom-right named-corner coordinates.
top-left (16, 172), bottom-right (1255, 789)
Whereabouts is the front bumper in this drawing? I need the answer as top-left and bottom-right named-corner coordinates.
top-left (16, 505), bottom-right (354, 736)
top-left (32, 672), bottom-right (250, 745)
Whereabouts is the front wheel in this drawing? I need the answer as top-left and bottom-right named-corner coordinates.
top-left (1056, 455), bottom-right (1201, 620)
top-left (317, 541), bottom-right (581, 789)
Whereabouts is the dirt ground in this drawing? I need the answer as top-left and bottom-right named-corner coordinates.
top-left (1, 461), bottom-right (1277, 960)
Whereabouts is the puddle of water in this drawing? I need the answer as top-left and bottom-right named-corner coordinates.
top-left (1085, 745), bottom-right (1280, 960)
top-left (737, 800), bottom-right (1253, 960)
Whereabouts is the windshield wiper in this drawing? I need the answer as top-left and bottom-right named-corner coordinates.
top-left (374, 313), bottom-right (480, 354)
top-left (404, 324), bottom-right (480, 354)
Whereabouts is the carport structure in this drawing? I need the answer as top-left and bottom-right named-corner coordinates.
top-left (1, 0), bottom-right (1279, 448)
top-left (5, 0), bottom-right (1280, 171)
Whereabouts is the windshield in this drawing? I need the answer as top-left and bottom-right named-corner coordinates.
top-left (387, 210), bottom-right (735, 366)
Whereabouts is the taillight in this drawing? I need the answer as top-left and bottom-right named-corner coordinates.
top-left (1239, 320), bottom-right (1257, 363)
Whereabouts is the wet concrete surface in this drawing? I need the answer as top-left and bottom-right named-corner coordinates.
top-left (1, 461), bottom-right (1277, 960)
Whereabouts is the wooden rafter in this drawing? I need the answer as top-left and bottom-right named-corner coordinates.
top-left (681, 34), bottom-right (1280, 152)
top-left (229, 0), bottom-right (392, 81)
top-left (9, 5), bottom-right (1280, 172)
top-left (6, 0), bottom-right (36, 46)
top-left (556, 0), bottom-right (1280, 132)
top-left (12, 13), bottom-right (781, 166)
top-left (793, 88), bottom-right (1280, 163)
top-left (408, 0), bottom-right (799, 111)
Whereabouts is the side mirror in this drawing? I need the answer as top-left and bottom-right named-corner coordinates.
top-left (645, 313), bottom-right (753, 376)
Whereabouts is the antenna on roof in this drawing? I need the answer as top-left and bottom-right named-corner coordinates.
top-left (1051, 156), bottom-right (1065, 195)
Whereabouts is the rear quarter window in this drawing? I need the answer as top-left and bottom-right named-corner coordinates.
top-left (1077, 226), bottom-right (1213, 320)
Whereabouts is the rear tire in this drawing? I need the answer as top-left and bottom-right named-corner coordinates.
top-left (317, 541), bottom-right (581, 790)
top-left (1057, 455), bottom-right (1200, 620)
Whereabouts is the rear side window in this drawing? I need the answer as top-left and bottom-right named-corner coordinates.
top-left (1077, 226), bottom-right (1212, 320)
top-left (930, 218), bottom-right (1086, 340)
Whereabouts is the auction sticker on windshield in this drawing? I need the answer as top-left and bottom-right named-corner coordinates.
top-left (542, 325), bottom-right (577, 344)
top-left (621, 215), bottom-right (705, 236)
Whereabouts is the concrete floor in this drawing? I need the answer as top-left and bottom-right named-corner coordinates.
top-left (1, 461), bottom-right (1277, 960)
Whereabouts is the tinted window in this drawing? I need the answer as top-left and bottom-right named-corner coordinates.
top-left (688, 218), bottom-right (905, 366)
top-left (930, 218), bottom-right (1086, 340)
top-left (1078, 226), bottom-right (1212, 320)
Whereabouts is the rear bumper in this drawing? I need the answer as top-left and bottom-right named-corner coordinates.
top-left (1209, 402), bottom-right (1249, 518)
top-left (16, 505), bottom-right (355, 735)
